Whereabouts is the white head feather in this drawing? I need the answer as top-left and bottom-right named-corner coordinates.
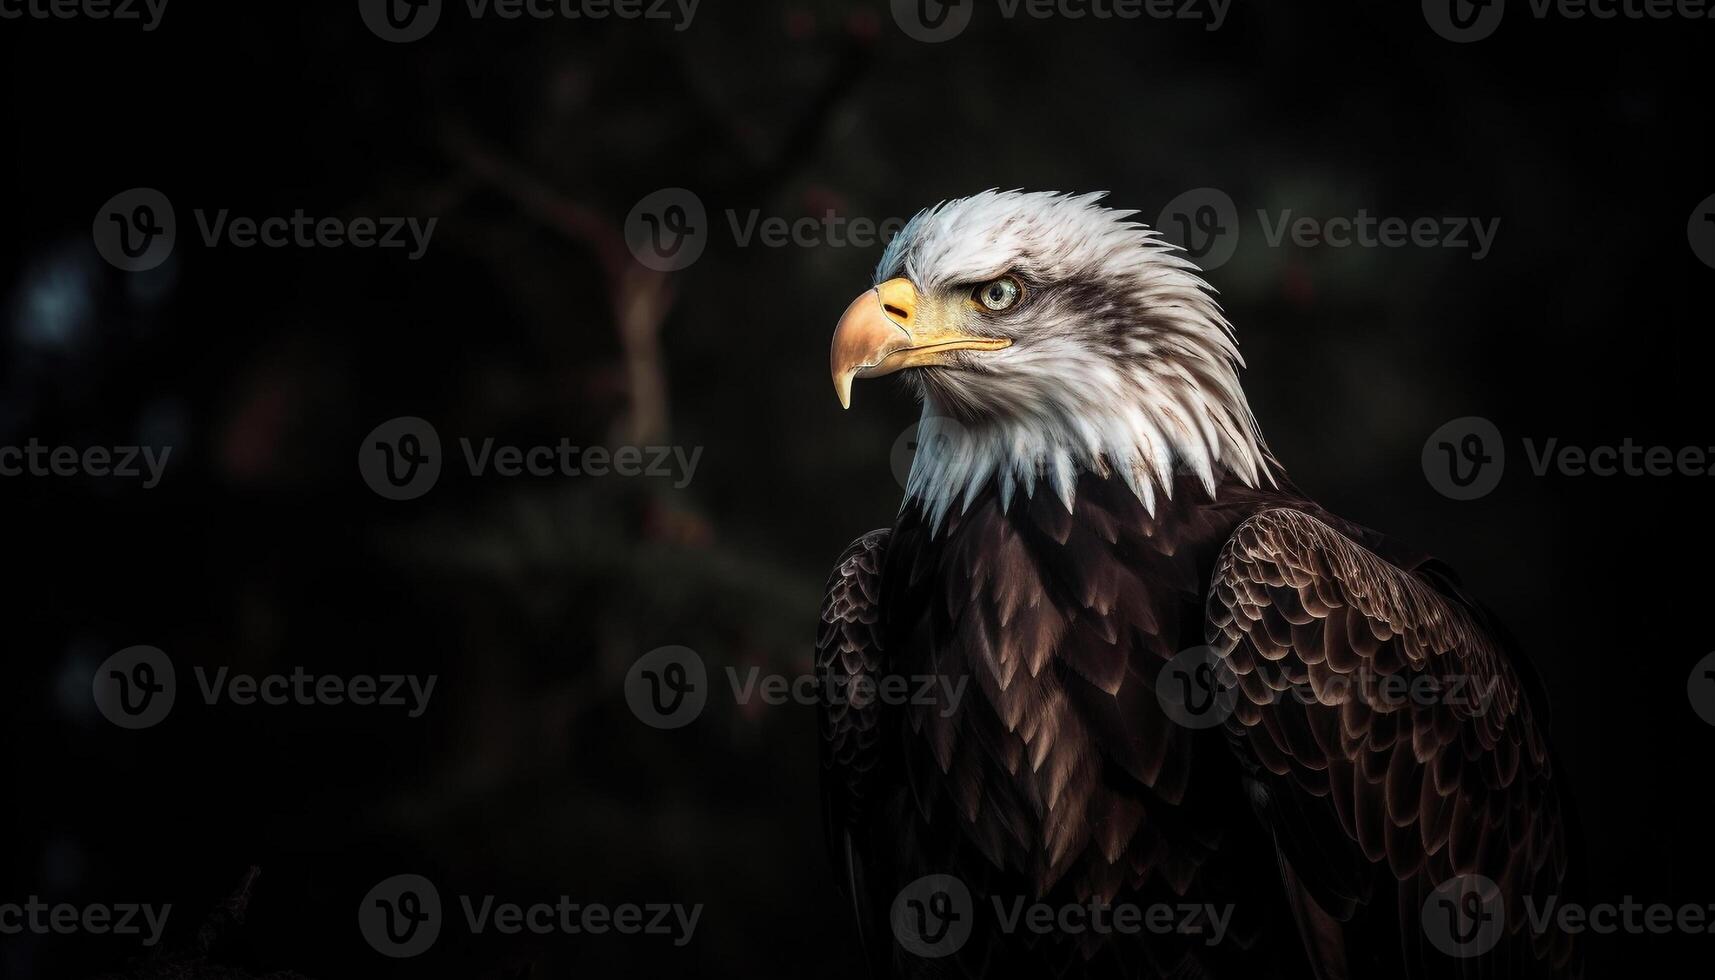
top-left (873, 190), bottom-right (1274, 533)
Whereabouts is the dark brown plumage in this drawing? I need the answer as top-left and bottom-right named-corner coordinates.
top-left (818, 471), bottom-right (1578, 979)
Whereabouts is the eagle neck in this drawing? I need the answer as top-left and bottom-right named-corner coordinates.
top-left (902, 396), bottom-right (1275, 538)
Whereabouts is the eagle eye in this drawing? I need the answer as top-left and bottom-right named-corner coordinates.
top-left (973, 276), bottom-right (1023, 312)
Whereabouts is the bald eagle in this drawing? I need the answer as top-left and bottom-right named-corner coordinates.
top-left (818, 191), bottom-right (1578, 978)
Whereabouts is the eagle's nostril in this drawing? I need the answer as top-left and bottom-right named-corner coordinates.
top-left (883, 304), bottom-right (911, 322)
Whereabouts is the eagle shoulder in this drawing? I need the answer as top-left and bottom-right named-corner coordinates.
top-left (1204, 507), bottom-right (1577, 976)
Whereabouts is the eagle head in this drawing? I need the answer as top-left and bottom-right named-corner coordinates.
top-left (829, 189), bottom-right (1272, 527)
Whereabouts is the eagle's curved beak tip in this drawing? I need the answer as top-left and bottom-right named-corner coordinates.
top-left (829, 283), bottom-right (910, 410)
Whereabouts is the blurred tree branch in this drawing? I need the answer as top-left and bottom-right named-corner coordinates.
top-left (440, 124), bottom-right (677, 445)
top-left (434, 21), bottom-right (875, 445)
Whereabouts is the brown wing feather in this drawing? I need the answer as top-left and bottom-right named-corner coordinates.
top-left (817, 529), bottom-right (892, 965)
top-left (819, 529), bottom-right (892, 839)
top-left (1206, 508), bottom-right (1579, 978)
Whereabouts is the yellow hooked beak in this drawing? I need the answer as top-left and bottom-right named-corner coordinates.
top-left (829, 277), bottom-right (1012, 409)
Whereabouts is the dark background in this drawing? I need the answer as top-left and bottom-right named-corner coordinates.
top-left (2, 1), bottom-right (1712, 976)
